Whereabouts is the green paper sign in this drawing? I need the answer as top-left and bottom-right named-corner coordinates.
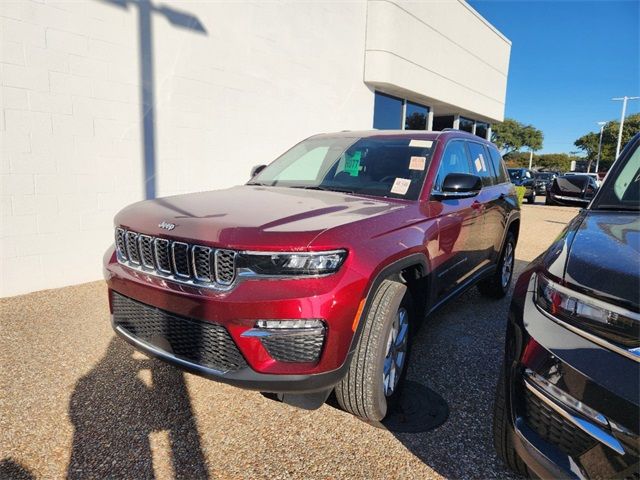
top-left (344, 151), bottom-right (361, 177)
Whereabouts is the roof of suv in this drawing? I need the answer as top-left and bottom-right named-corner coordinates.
top-left (312, 129), bottom-right (491, 143)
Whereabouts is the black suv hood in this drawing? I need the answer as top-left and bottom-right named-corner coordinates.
top-left (564, 210), bottom-right (640, 311)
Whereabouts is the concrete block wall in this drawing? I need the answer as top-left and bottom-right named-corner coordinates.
top-left (0, 0), bottom-right (374, 297)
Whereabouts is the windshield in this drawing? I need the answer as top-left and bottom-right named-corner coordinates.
top-left (508, 169), bottom-right (522, 180)
top-left (593, 140), bottom-right (639, 211)
top-left (249, 136), bottom-right (435, 200)
top-left (534, 173), bottom-right (554, 180)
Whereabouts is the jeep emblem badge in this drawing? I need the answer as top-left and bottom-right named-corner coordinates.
top-left (158, 221), bottom-right (176, 231)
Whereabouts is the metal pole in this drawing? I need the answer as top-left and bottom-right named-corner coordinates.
top-left (528, 149), bottom-right (533, 169)
top-left (595, 122), bottom-right (605, 174)
top-left (612, 96), bottom-right (639, 159)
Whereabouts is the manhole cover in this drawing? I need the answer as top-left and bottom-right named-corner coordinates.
top-left (368, 381), bottom-right (449, 433)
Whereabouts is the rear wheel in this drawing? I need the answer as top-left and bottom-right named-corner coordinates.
top-left (478, 232), bottom-right (515, 299)
top-left (526, 193), bottom-right (535, 204)
top-left (335, 279), bottom-right (413, 422)
top-left (493, 363), bottom-right (528, 476)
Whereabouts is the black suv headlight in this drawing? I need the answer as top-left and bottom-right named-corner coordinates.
top-left (534, 273), bottom-right (639, 359)
top-left (237, 250), bottom-right (347, 277)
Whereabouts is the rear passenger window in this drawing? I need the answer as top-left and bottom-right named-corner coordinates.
top-left (434, 140), bottom-right (472, 191)
top-left (487, 146), bottom-right (509, 184)
top-left (467, 142), bottom-right (494, 186)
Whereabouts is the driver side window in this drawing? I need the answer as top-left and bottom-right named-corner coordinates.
top-left (433, 140), bottom-right (472, 191)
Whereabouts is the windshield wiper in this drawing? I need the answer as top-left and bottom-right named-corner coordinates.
top-left (246, 182), bottom-right (270, 186)
top-left (289, 185), bottom-right (357, 194)
top-left (594, 204), bottom-right (639, 211)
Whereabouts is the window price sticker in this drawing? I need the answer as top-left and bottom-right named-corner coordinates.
top-left (409, 156), bottom-right (426, 170)
top-left (391, 177), bottom-right (411, 195)
top-left (409, 139), bottom-right (433, 148)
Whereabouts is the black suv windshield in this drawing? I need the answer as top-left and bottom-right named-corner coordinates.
top-left (249, 136), bottom-right (435, 200)
top-left (593, 140), bottom-right (640, 211)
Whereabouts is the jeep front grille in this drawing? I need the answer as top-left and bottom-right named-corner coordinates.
top-left (115, 227), bottom-right (237, 289)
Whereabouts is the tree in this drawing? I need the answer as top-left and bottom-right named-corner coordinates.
top-left (492, 118), bottom-right (544, 156)
top-left (574, 113), bottom-right (640, 171)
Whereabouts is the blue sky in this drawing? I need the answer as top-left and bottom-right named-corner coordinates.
top-left (468, 0), bottom-right (640, 154)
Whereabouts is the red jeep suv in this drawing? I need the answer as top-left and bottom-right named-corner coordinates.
top-left (104, 130), bottom-right (520, 422)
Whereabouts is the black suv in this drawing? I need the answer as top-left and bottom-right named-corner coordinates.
top-left (493, 133), bottom-right (639, 478)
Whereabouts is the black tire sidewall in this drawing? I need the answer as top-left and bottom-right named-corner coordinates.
top-left (372, 292), bottom-right (413, 416)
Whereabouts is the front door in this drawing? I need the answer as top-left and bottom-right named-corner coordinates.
top-left (429, 139), bottom-right (485, 298)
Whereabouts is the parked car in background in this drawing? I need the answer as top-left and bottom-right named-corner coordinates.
top-left (493, 132), bottom-right (640, 479)
top-left (104, 130), bottom-right (520, 422)
top-left (508, 168), bottom-right (536, 203)
top-left (532, 171), bottom-right (556, 195)
top-left (565, 171), bottom-right (602, 187)
top-left (546, 174), bottom-right (598, 206)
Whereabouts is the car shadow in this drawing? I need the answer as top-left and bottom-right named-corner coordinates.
top-left (67, 337), bottom-right (209, 479)
top-left (387, 259), bottom-right (531, 479)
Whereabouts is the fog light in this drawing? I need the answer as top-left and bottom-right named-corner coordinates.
top-left (242, 319), bottom-right (326, 363)
top-left (255, 319), bottom-right (324, 330)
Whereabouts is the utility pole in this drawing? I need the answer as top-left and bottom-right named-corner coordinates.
top-left (595, 121), bottom-right (606, 174)
top-left (612, 96), bottom-right (639, 159)
top-left (528, 149), bottom-right (533, 170)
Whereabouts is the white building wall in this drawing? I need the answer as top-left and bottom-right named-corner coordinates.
top-left (0, 1), bottom-right (373, 297)
top-left (364, 0), bottom-right (511, 122)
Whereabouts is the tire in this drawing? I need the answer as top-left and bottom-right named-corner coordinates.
top-left (335, 279), bottom-right (412, 422)
top-left (478, 232), bottom-right (516, 299)
top-left (545, 195), bottom-right (554, 206)
top-left (493, 363), bottom-right (528, 476)
top-left (526, 194), bottom-right (535, 204)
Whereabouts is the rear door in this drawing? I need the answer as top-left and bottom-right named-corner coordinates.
top-left (485, 145), bottom-right (514, 261)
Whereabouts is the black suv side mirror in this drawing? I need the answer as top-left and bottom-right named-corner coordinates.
top-left (433, 173), bottom-right (482, 200)
top-left (250, 164), bottom-right (267, 177)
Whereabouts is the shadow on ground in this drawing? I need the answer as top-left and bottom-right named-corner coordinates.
top-left (67, 338), bottom-right (209, 479)
top-left (387, 259), bottom-right (531, 479)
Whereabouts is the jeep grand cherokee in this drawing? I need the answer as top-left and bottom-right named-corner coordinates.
top-left (104, 130), bottom-right (520, 422)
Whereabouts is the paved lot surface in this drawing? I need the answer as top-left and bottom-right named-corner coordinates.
top-left (1, 202), bottom-right (579, 479)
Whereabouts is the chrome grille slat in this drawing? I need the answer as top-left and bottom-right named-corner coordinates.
top-left (192, 246), bottom-right (213, 281)
top-left (138, 235), bottom-right (155, 269)
top-left (154, 238), bottom-right (172, 273)
top-left (215, 249), bottom-right (236, 285)
top-left (172, 242), bottom-right (191, 277)
top-left (115, 228), bottom-right (127, 260)
top-left (116, 228), bottom-right (237, 290)
top-left (125, 231), bottom-right (140, 264)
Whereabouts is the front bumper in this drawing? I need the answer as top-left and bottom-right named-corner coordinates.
top-left (104, 246), bottom-right (369, 393)
top-left (505, 273), bottom-right (639, 479)
top-left (548, 193), bottom-right (590, 206)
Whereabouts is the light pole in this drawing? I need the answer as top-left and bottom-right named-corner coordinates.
top-left (612, 96), bottom-right (639, 159)
top-left (595, 121), bottom-right (606, 174)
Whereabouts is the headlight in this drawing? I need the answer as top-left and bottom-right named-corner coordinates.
top-left (534, 273), bottom-right (639, 357)
top-left (237, 250), bottom-right (347, 277)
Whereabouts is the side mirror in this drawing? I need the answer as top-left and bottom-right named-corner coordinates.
top-left (433, 173), bottom-right (482, 200)
top-left (250, 164), bottom-right (267, 178)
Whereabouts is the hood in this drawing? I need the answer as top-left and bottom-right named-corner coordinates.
top-left (564, 211), bottom-right (640, 311)
top-left (114, 185), bottom-right (406, 250)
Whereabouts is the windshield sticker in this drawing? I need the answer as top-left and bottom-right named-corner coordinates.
top-left (409, 156), bottom-right (426, 171)
top-left (474, 156), bottom-right (483, 172)
top-left (409, 139), bottom-right (433, 148)
top-left (391, 177), bottom-right (411, 195)
top-left (479, 153), bottom-right (487, 171)
top-left (344, 151), bottom-right (361, 177)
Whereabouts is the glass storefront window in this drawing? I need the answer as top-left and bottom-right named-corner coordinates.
top-left (404, 101), bottom-right (429, 130)
top-left (459, 116), bottom-right (474, 133)
top-left (475, 122), bottom-right (488, 139)
top-left (373, 92), bottom-right (403, 129)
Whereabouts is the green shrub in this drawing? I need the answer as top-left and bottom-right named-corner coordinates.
top-left (515, 186), bottom-right (526, 205)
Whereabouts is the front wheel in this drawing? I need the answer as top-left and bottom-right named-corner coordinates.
top-left (493, 363), bottom-right (528, 476)
top-left (478, 232), bottom-right (516, 299)
top-left (335, 279), bottom-right (412, 422)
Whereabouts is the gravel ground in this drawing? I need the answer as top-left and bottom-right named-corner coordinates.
top-left (1, 202), bottom-right (579, 480)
